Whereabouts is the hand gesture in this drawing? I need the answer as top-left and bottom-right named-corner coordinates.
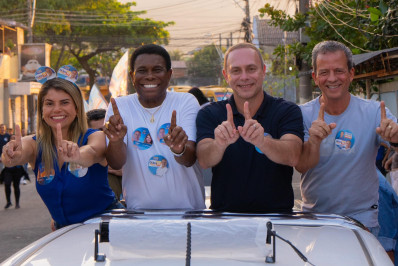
top-left (237, 101), bottom-right (264, 147)
top-left (164, 110), bottom-right (188, 154)
top-left (103, 98), bottom-right (127, 143)
top-left (214, 104), bottom-right (239, 148)
top-left (308, 103), bottom-right (336, 145)
top-left (2, 125), bottom-right (22, 166)
top-left (56, 123), bottom-right (80, 163)
top-left (376, 101), bottom-right (397, 142)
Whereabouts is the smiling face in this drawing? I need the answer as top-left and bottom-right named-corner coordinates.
top-left (130, 54), bottom-right (172, 108)
top-left (0, 124), bottom-right (6, 135)
top-left (42, 88), bottom-right (77, 135)
top-left (312, 50), bottom-right (354, 103)
top-left (223, 47), bottom-right (265, 104)
top-left (145, 134), bottom-right (152, 144)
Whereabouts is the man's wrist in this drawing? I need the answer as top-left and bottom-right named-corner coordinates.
top-left (170, 145), bottom-right (186, 157)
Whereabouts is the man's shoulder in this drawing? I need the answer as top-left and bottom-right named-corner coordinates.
top-left (265, 95), bottom-right (301, 115)
top-left (299, 97), bottom-right (318, 110)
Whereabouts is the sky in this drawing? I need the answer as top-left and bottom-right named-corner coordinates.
top-left (120, 0), bottom-right (297, 54)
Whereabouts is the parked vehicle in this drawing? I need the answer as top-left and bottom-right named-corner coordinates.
top-left (2, 210), bottom-right (392, 265)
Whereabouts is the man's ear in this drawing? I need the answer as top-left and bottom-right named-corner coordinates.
top-left (222, 69), bottom-right (228, 82)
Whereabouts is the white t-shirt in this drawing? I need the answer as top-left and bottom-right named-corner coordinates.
top-left (106, 92), bottom-right (205, 210)
top-left (300, 95), bottom-right (396, 228)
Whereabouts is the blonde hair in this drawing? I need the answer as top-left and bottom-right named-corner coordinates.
top-left (223, 43), bottom-right (264, 70)
top-left (36, 78), bottom-right (88, 172)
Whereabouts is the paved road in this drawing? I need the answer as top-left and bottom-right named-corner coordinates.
top-left (0, 168), bottom-right (302, 263)
top-left (0, 169), bottom-right (51, 263)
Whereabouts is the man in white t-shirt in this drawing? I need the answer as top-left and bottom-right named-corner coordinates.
top-left (103, 44), bottom-right (205, 210)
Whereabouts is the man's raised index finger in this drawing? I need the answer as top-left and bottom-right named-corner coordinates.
top-left (110, 98), bottom-right (121, 116)
top-left (226, 104), bottom-right (235, 129)
top-left (380, 101), bottom-right (387, 120)
top-left (318, 103), bottom-right (325, 121)
top-left (243, 101), bottom-right (251, 120)
top-left (169, 110), bottom-right (177, 132)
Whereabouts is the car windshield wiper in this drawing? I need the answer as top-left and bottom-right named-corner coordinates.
top-left (266, 221), bottom-right (316, 265)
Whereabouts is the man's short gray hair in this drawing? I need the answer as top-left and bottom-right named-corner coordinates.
top-left (312, 41), bottom-right (353, 74)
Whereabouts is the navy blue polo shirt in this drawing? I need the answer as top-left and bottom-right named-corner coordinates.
top-left (0, 133), bottom-right (10, 157)
top-left (196, 92), bottom-right (304, 212)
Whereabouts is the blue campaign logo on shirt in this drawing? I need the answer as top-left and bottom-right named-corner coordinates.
top-left (157, 123), bottom-right (170, 145)
top-left (148, 155), bottom-right (168, 176)
top-left (335, 130), bottom-right (355, 150)
top-left (132, 127), bottom-right (153, 150)
top-left (255, 133), bottom-right (270, 154)
top-left (37, 163), bottom-right (55, 185)
top-left (68, 163), bottom-right (88, 178)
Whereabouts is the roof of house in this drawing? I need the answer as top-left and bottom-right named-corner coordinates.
top-left (253, 16), bottom-right (299, 47)
top-left (171, 61), bottom-right (187, 69)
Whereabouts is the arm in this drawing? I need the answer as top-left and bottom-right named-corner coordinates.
top-left (238, 101), bottom-right (302, 166)
top-left (295, 103), bottom-right (336, 173)
top-left (196, 138), bottom-right (229, 168)
top-left (103, 98), bottom-right (128, 170)
top-left (164, 110), bottom-right (197, 167)
top-left (1, 125), bottom-right (36, 168)
top-left (75, 131), bottom-right (107, 167)
top-left (196, 104), bottom-right (239, 169)
top-left (172, 140), bottom-right (196, 167)
top-left (376, 101), bottom-right (398, 143)
top-left (108, 166), bottom-right (123, 176)
top-left (257, 134), bottom-right (302, 166)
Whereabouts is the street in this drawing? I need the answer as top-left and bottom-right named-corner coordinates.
top-left (0, 169), bottom-right (51, 263)
top-left (0, 168), bottom-right (302, 263)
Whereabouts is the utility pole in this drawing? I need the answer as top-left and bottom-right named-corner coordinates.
top-left (243, 0), bottom-right (252, 43)
top-left (298, 0), bottom-right (312, 104)
top-left (27, 0), bottom-right (36, 43)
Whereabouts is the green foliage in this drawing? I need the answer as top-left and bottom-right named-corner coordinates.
top-left (0, 0), bottom-right (172, 89)
top-left (258, 0), bottom-right (398, 68)
top-left (187, 45), bottom-right (223, 82)
top-left (169, 50), bottom-right (184, 61)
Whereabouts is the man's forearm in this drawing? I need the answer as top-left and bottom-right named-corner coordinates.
top-left (295, 140), bottom-right (321, 173)
top-left (173, 141), bottom-right (196, 167)
top-left (258, 135), bottom-right (302, 167)
top-left (106, 141), bottom-right (127, 170)
top-left (197, 139), bottom-right (227, 169)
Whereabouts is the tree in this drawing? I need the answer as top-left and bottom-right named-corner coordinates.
top-left (187, 45), bottom-right (223, 86)
top-left (0, 0), bottom-right (173, 89)
top-left (259, 0), bottom-right (398, 67)
top-left (169, 50), bottom-right (184, 61)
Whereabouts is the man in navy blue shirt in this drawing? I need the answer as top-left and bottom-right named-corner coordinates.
top-left (196, 43), bottom-right (304, 212)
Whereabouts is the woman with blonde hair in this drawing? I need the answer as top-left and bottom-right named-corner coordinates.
top-left (2, 67), bottom-right (121, 229)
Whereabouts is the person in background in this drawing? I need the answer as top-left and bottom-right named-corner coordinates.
top-left (104, 44), bottom-right (205, 210)
top-left (376, 143), bottom-right (389, 176)
top-left (7, 127), bottom-right (13, 136)
top-left (196, 43), bottom-right (303, 212)
top-left (377, 170), bottom-right (398, 264)
top-left (86, 108), bottom-right (123, 200)
top-left (2, 76), bottom-right (122, 230)
top-left (188, 87), bottom-right (210, 107)
top-left (0, 135), bottom-right (29, 209)
top-left (0, 124), bottom-right (11, 172)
